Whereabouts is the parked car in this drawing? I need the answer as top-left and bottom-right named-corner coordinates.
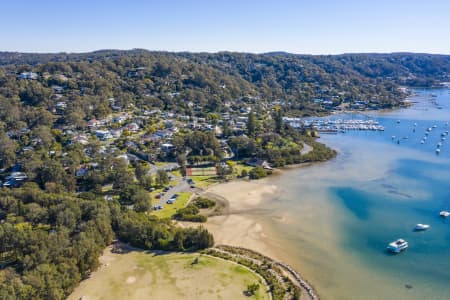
top-left (166, 199), bottom-right (174, 204)
top-left (5, 172), bottom-right (28, 181)
top-left (3, 179), bottom-right (24, 188)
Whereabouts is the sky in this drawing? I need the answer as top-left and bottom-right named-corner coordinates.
top-left (1, 0), bottom-right (450, 54)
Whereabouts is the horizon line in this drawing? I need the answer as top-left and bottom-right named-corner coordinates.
top-left (1, 48), bottom-right (450, 57)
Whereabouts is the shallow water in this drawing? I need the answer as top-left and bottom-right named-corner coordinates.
top-left (249, 89), bottom-right (450, 300)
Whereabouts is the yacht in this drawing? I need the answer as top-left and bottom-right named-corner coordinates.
top-left (440, 211), bottom-right (450, 218)
top-left (387, 239), bottom-right (408, 253)
top-left (414, 224), bottom-right (430, 231)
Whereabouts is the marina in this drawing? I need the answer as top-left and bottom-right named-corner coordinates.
top-left (284, 117), bottom-right (385, 133)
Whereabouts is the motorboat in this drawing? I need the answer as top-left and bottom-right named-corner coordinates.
top-left (440, 211), bottom-right (450, 218)
top-left (387, 239), bottom-right (408, 253)
top-left (414, 224), bottom-right (430, 231)
top-left (436, 148), bottom-right (441, 154)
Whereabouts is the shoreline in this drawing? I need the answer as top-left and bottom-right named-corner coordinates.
top-left (200, 177), bottom-right (321, 299)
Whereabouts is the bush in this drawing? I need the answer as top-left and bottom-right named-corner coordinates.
top-left (193, 197), bottom-right (215, 209)
top-left (173, 204), bottom-right (207, 222)
top-left (240, 169), bottom-right (248, 178)
top-left (249, 167), bottom-right (268, 179)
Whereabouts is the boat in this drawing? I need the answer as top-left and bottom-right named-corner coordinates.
top-left (440, 211), bottom-right (450, 218)
top-left (436, 148), bottom-right (441, 154)
top-left (414, 224), bottom-right (430, 231)
top-left (420, 140), bottom-right (425, 144)
top-left (387, 239), bottom-right (408, 253)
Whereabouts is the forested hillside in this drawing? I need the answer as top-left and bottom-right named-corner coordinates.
top-left (0, 50), bottom-right (448, 299)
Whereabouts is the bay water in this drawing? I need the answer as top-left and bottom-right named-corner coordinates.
top-left (250, 89), bottom-right (450, 299)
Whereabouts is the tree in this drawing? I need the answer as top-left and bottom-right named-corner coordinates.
top-left (111, 158), bottom-right (134, 190)
top-left (245, 283), bottom-right (260, 296)
top-left (222, 121), bottom-right (231, 138)
top-left (134, 162), bottom-right (150, 182)
top-left (155, 169), bottom-right (169, 187)
top-left (247, 111), bottom-right (256, 137)
top-left (273, 106), bottom-right (284, 134)
top-left (0, 132), bottom-right (18, 168)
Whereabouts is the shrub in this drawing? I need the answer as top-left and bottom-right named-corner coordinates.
top-left (249, 167), bottom-right (267, 179)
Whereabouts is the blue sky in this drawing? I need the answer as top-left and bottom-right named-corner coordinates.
top-left (1, 0), bottom-right (450, 54)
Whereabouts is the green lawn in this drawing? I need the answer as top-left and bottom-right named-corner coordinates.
top-left (170, 170), bottom-right (182, 178)
top-left (189, 175), bottom-right (221, 189)
top-left (234, 163), bottom-right (253, 177)
top-left (151, 192), bottom-right (193, 219)
top-left (68, 250), bottom-right (270, 300)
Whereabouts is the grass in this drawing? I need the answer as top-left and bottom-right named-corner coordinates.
top-left (68, 250), bottom-right (270, 300)
top-left (170, 170), bottom-right (182, 178)
top-left (151, 192), bottom-right (192, 219)
top-left (233, 163), bottom-right (253, 177)
top-left (189, 175), bottom-right (222, 189)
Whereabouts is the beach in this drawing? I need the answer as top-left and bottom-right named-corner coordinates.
top-left (203, 180), bottom-right (285, 264)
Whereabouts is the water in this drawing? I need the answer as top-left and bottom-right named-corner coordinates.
top-left (251, 89), bottom-right (450, 299)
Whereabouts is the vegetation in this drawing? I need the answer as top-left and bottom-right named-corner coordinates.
top-left (205, 246), bottom-right (303, 300)
top-left (173, 197), bottom-right (216, 222)
top-left (0, 49), bottom-right (447, 298)
top-left (0, 185), bottom-right (213, 299)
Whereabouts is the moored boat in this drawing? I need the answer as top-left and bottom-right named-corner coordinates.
top-left (387, 239), bottom-right (408, 253)
top-left (440, 211), bottom-right (450, 218)
top-left (414, 224), bottom-right (430, 231)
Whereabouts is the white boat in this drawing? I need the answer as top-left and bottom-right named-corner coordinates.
top-left (420, 140), bottom-right (425, 144)
top-left (414, 224), bottom-right (430, 231)
top-left (436, 148), bottom-right (441, 154)
top-left (440, 211), bottom-right (450, 218)
top-left (387, 239), bottom-right (408, 253)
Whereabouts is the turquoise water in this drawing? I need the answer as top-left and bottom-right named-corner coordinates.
top-left (253, 89), bottom-right (450, 299)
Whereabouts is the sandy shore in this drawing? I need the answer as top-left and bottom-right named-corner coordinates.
top-left (202, 180), bottom-right (281, 259)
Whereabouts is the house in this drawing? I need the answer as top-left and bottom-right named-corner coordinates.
top-left (160, 143), bottom-right (175, 153)
top-left (76, 166), bottom-right (89, 177)
top-left (246, 158), bottom-right (272, 170)
top-left (125, 122), bottom-right (140, 132)
top-left (87, 119), bottom-right (99, 128)
top-left (155, 130), bottom-right (172, 139)
top-left (18, 72), bottom-right (38, 80)
top-left (113, 115), bottom-right (128, 124)
top-left (95, 130), bottom-right (113, 140)
top-left (52, 85), bottom-right (64, 94)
